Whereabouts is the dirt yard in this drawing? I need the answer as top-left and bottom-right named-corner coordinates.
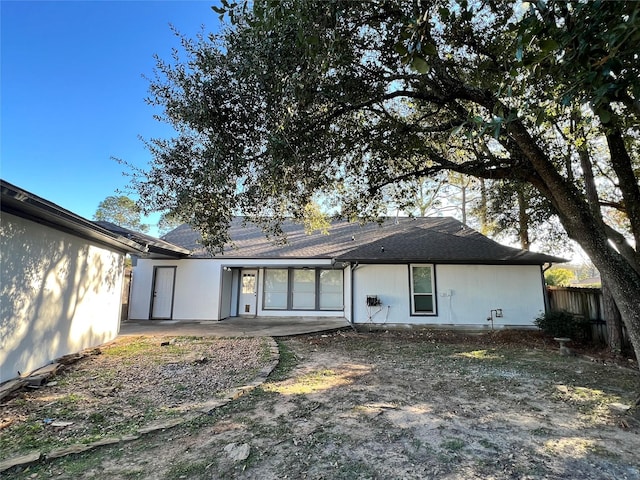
top-left (3, 330), bottom-right (640, 479)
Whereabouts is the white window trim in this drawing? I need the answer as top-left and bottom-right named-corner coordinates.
top-left (409, 264), bottom-right (437, 316)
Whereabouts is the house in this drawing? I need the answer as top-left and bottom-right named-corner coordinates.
top-left (128, 217), bottom-right (566, 328)
top-left (0, 180), bottom-right (148, 384)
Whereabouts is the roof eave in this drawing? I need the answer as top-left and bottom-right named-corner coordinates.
top-left (1, 180), bottom-right (145, 254)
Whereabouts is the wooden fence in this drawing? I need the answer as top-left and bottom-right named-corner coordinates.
top-left (546, 286), bottom-right (628, 346)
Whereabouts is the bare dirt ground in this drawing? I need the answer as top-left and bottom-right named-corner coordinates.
top-left (4, 330), bottom-right (640, 480)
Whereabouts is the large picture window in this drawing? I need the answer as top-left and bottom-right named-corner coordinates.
top-left (264, 269), bottom-right (288, 309)
top-left (292, 269), bottom-right (316, 309)
top-left (319, 269), bottom-right (344, 310)
top-left (410, 264), bottom-right (436, 315)
top-left (262, 267), bottom-right (344, 311)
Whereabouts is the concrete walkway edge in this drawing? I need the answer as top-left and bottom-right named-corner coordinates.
top-left (0, 338), bottom-right (281, 474)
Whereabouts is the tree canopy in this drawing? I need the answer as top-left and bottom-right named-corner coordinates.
top-left (93, 195), bottom-right (149, 233)
top-left (132, 0), bottom-right (640, 359)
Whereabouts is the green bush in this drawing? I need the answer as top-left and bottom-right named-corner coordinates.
top-left (544, 268), bottom-right (575, 286)
top-left (534, 311), bottom-right (591, 341)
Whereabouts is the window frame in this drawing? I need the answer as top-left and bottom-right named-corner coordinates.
top-left (319, 268), bottom-right (344, 310)
top-left (262, 268), bottom-right (289, 310)
top-left (261, 267), bottom-right (344, 312)
top-left (409, 264), bottom-right (437, 316)
top-left (291, 268), bottom-right (317, 310)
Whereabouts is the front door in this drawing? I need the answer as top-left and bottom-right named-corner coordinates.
top-left (239, 269), bottom-right (257, 316)
top-left (151, 266), bottom-right (176, 319)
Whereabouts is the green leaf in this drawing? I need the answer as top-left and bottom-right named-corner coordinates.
top-left (597, 108), bottom-right (611, 124)
top-left (211, 5), bottom-right (225, 14)
top-left (410, 56), bottom-right (430, 74)
top-left (438, 7), bottom-right (450, 19)
top-left (451, 124), bottom-right (465, 136)
top-left (539, 38), bottom-right (559, 52)
top-left (421, 42), bottom-right (438, 56)
top-left (394, 42), bottom-right (408, 56)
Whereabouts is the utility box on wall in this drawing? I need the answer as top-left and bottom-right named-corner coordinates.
top-left (366, 295), bottom-right (382, 306)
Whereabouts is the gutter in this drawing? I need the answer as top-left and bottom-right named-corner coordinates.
top-left (1, 180), bottom-right (145, 254)
top-left (349, 261), bottom-right (360, 325)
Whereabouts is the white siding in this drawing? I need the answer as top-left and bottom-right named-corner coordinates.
top-left (129, 259), bottom-right (221, 321)
top-left (131, 259), bottom-right (544, 327)
top-left (352, 263), bottom-right (545, 327)
top-left (1, 214), bottom-right (125, 383)
top-left (129, 258), bottom-right (342, 321)
top-left (352, 265), bottom-right (411, 324)
top-left (435, 264), bottom-right (545, 327)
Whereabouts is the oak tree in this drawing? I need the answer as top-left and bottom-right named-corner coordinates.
top-left (132, 0), bottom-right (640, 360)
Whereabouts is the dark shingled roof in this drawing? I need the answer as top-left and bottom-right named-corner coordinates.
top-left (162, 217), bottom-right (567, 265)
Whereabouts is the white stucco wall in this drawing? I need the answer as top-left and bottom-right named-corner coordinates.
top-left (352, 263), bottom-right (545, 327)
top-left (1, 213), bottom-right (125, 383)
top-left (129, 259), bottom-right (221, 321)
top-left (131, 259), bottom-right (544, 327)
top-left (129, 258), bottom-right (346, 321)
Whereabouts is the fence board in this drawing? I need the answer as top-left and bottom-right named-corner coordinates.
top-left (546, 286), bottom-right (628, 347)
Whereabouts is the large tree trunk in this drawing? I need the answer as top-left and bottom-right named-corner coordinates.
top-left (574, 121), bottom-right (627, 356)
top-left (517, 188), bottom-right (530, 251)
top-left (602, 282), bottom-right (624, 357)
top-left (504, 119), bottom-right (640, 363)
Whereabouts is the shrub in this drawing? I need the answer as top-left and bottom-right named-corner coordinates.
top-left (544, 268), bottom-right (575, 286)
top-left (534, 311), bottom-right (591, 341)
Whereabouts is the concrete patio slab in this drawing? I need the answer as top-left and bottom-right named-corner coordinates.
top-left (119, 316), bottom-right (353, 338)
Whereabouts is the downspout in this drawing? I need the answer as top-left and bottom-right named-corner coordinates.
top-left (349, 262), bottom-right (359, 326)
top-left (541, 263), bottom-right (553, 313)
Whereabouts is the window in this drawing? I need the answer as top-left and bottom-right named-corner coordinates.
top-left (410, 265), bottom-right (436, 315)
top-left (262, 267), bottom-right (344, 311)
top-left (292, 269), bottom-right (316, 309)
top-left (241, 272), bottom-right (256, 294)
top-left (319, 269), bottom-right (343, 309)
top-left (264, 269), bottom-right (288, 309)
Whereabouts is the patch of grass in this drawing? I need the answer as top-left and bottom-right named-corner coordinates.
top-left (102, 338), bottom-right (153, 357)
top-left (268, 340), bottom-right (298, 381)
top-left (543, 436), bottom-right (616, 458)
top-left (249, 417), bottom-right (294, 439)
top-left (102, 337), bottom-right (204, 364)
top-left (88, 412), bottom-right (107, 424)
top-left (458, 349), bottom-right (501, 360)
top-left (121, 470), bottom-right (147, 480)
top-left (530, 427), bottom-right (553, 437)
top-left (0, 421), bottom-right (45, 452)
top-left (165, 459), bottom-right (211, 479)
top-left (334, 458), bottom-right (378, 479)
top-left (266, 369), bottom-right (336, 395)
top-left (478, 438), bottom-right (500, 451)
top-left (260, 337), bottom-right (274, 362)
top-left (551, 384), bottom-right (623, 418)
top-left (441, 438), bottom-right (466, 452)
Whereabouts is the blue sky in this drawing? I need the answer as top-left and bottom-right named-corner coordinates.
top-left (1, 0), bottom-right (221, 235)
